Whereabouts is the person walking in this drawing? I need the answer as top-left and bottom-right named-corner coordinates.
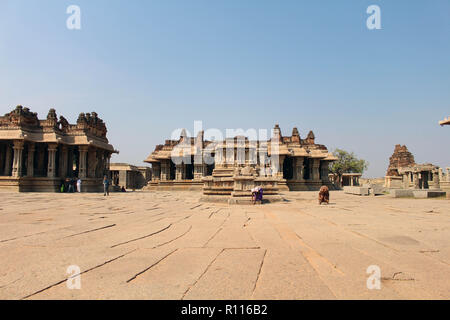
top-left (77, 178), bottom-right (82, 193)
top-left (103, 175), bottom-right (110, 196)
top-left (68, 178), bottom-right (74, 193)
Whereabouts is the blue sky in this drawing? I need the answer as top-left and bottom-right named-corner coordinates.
top-left (1, 0), bottom-right (449, 177)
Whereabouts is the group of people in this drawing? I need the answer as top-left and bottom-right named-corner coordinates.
top-left (251, 184), bottom-right (331, 206)
top-left (61, 178), bottom-right (82, 193)
top-left (62, 176), bottom-right (330, 203)
top-left (59, 176), bottom-right (126, 196)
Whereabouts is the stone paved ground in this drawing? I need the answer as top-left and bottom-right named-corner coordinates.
top-left (0, 191), bottom-right (449, 300)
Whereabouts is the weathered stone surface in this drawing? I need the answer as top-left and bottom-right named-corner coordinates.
top-left (1, 191), bottom-right (449, 300)
top-left (390, 189), bottom-right (446, 198)
top-left (386, 145), bottom-right (415, 176)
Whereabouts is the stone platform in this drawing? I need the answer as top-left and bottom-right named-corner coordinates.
top-left (201, 166), bottom-right (283, 204)
top-left (390, 189), bottom-right (446, 198)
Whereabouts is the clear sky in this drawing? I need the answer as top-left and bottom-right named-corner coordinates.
top-left (1, 0), bottom-right (449, 177)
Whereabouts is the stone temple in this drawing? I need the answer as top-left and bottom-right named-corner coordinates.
top-left (144, 125), bottom-right (337, 197)
top-left (0, 106), bottom-right (116, 192)
top-left (384, 144), bottom-right (446, 194)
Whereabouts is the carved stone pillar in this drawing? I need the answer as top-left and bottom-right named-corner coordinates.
top-left (96, 151), bottom-right (103, 178)
top-left (433, 170), bottom-right (440, 189)
top-left (214, 148), bottom-right (224, 168)
top-left (59, 145), bottom-right (68, 178)
top-left (88, 148), bottom-right (98, 178)
top-left (152, 162), bottom-right (161, 180)
top-left (12, 140), bottom-right (24, 178)
top-left (413, 172), bottom-right (420, 189)
top-left (160, 161), bottom-right (168, 181)
top-left (321, 161), bottom-right (330, 183)
top-left (78, 146), bottom-right (88, 178)
top-left (311, 159), bottom-right (321, 181)
top-left (27, 143), bottom-right (35, 177)
top-left (175, 164), bottom-right (183, 181)
top-left (104, 151), bottom-right (111, 177)
top-left (3, 143), bottom-right (12, 176)
top-left (294, 157), bottom-right (304, 181)
top-left (194, 164), bottom-right (205, 180)
top-left (276, 155), bottom-right (285, 178)
top-left (47, 143), bottom-right (58, 178)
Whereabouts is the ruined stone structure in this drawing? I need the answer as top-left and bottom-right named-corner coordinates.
top-left (385, 145), bottom-right (441, 190)
top-left (386, 144), bottom-right (415, 176)
top-left (329, 173), bottom-right (362, 187)
top-left (144, 125), bottom-right (337, 195)
top-left (0, 106), bottom-right (116, 192)
top-left (110, 163), bottom-right (151, 190)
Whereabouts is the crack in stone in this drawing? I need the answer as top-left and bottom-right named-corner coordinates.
top-left (0, 276), bottom-right (24, 289)
top-left (208, 208), bottom-right (223, 219)
top-left (382, 272), bottom-right (415, 281)
top-left (181, 249), bottom-right (225, 300)
top-left (110, 224), bottom-right (172, 248)
top-left (126, 249), bottom-right (178, 283)
top-left (252, 249), bottom-right (267, 294)
top-left (60, 224), bottom-right (116, 239)
top-left (0, 225), bottom-right (75, 243)
top-left (21, 249), bottom-right (137, 300)
top-left (0, 231), bottom-right (48, 243)
top-left (152, 226), bottom-right (192, 249)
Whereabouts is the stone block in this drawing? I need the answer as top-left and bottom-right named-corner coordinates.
top-left (390, 189), bottom-right (414, 198)
top-left (412, 190), bottom-right (446, 198)
top-left (344, 186), bottom-right (369, 196)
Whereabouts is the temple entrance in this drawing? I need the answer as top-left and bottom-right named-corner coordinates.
top-left (34, 143), bottom-right (48, 177)
top-left (185, 158), bottom-right (194, 180)
top-left (21, 144), bottom-right (28, 176)
top-left (169, 160), bottom-right (176, 180)
top-left (303, 158), bottom-right (311, 180)
top-left (421, 172), bottom-right (429, 189)
top-left (283, 156), bottom-right (293, 180)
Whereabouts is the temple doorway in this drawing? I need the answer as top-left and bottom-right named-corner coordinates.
top-left (283, 156), bottom-right (294, 180)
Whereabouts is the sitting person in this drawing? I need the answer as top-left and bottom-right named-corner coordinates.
top-left (121, 186), bottom-right (126, 192)
top-left (252, 186), bottom-right (264, 205)
top-left (318, 185), bottom-right (330, 205)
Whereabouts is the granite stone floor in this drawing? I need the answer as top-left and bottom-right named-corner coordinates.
top-left (0, 190), bottom-right (448, 300)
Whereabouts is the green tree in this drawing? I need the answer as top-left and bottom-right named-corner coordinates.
top-left (329, 149), bottom-right (369, 186)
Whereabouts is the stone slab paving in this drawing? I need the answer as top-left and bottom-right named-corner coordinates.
top-left (0, 191), bottom-right (448, 300)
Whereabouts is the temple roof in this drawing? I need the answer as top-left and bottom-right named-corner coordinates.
top-left (144, 124), bottom-right (337, 163)
top-left (0, 106), bottom-right (116, 152)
